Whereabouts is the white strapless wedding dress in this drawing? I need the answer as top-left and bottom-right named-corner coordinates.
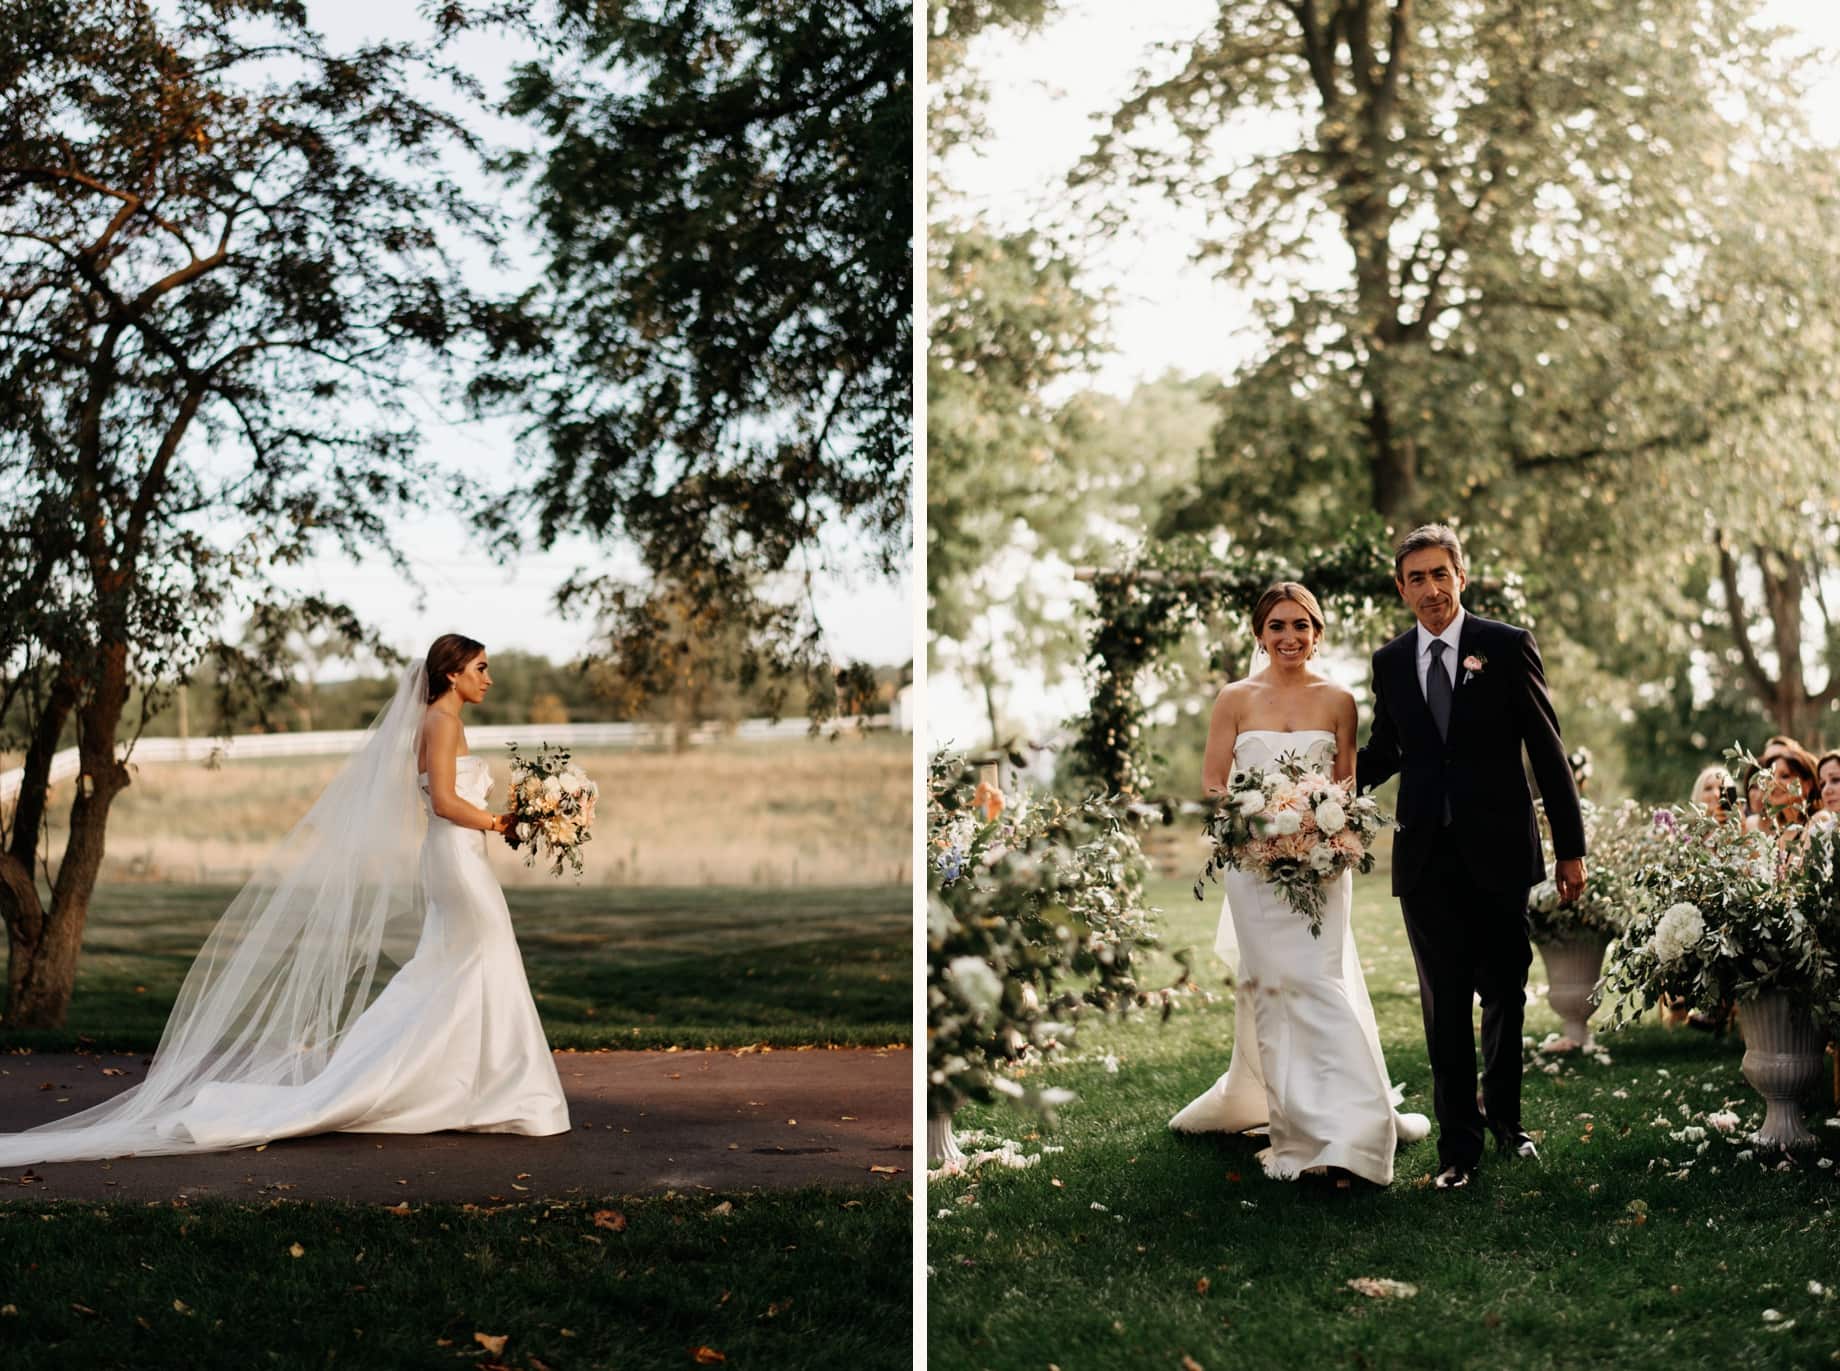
top-left (1169, 729), bottom-right (1423, 1185)
top-left (155, 756), bottom-right (570, 1147)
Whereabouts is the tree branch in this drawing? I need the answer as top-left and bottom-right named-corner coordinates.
top-left (1716, 536), bottom-right (1775, 707)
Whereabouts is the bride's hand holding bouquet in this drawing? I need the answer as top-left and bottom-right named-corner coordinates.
top-left (502, 742), bottom-right (599, 877)
top-left (1197, 739), bottom-right (1388, 936)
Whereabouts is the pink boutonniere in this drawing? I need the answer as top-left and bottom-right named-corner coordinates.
top-left (1462, 653), bottom-right (1486, 684)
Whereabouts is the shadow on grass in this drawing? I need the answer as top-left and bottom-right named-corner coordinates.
top-left (5, 884), bottom-right (910, 1054)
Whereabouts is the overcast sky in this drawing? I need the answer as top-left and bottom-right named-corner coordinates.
top-left (928, 0), bottom-right (1840, 748)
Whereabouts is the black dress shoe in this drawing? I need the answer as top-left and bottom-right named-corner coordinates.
top-left (1433, 1162), bottom-right (1476, 1190)
top-left (1491, 1125), bottom-right (1539, 1161)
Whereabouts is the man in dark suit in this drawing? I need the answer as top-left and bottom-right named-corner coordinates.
top-left (1356, 524), bottom-right (1587, 1190)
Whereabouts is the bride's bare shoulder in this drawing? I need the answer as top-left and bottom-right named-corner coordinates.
top-left (1213, 677), bottom-right (1257, 716)
top-left (1315, 679), bottom-right (1357, 707)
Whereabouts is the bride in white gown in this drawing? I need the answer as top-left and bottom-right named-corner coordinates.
top-left (0, 634), bottom-right (568, 1168)
top-left (1168, 584), bottom-right (1426, 1186)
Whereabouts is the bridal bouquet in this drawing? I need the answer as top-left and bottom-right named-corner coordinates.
top-left (503, 742), bottom-right (598, 877)
top-left (1196, 743), bottom-right (1387, 936)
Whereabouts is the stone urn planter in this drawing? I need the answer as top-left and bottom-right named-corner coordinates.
top-left (1739, 992), bottom-right (1826, 1151)
top-left (1535, 931), bottom-right (1611, 1050)
top-left (928, 1112), bottom-right (967, 1171)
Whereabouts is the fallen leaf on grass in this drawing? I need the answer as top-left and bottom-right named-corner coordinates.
top-left (868, 1165), bottom-right (902, 1176)
top-left (765, 1299), bottom-right (793, 1318)
top-left (690, 1347), bottom-right (726, 1364)
top-left (1181, 1356), bottom-right (1205, 1371)
top-left (385, 1202), bottom-right (410, 1217)
top-left (1347, 1277), bottom-right (1418, 1299)
top-left (1195, 1277), bottom-right (1210, 1295)
top-left (69, 1303), bottom-right (97, 1316)
top-left (172, 1299), bottom-right (193, 1315)
top-left (710, 1201), bottom-right (733, 1217)
top-left (474, 1332), bottom-right (509, 1355)
top-left (592, 1209), bottom-right (627, 1232)
top-left (287, 1243), bottom-right (304, 1259)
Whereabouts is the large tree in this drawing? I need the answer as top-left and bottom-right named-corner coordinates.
top-left (1084, 0), bottom-right (1840, 739)
top-left (0, 0), bottom-right (517, 1026)
top-left (477, 0), bottom-right (910, 704)
top-left (1084, 0), bottom-right (1814, 531)
top-left (926, 0), bottom-right (1113, 746)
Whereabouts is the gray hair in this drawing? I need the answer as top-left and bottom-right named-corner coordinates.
top-left (1393, 523), bottom-right (1466, 580)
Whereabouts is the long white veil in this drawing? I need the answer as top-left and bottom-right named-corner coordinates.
top-left (0, 662), bottom-right (431, 1165)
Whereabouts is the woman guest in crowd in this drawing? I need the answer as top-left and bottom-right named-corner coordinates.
top-left (1690, 764), bottom-right (1736, 821)
top-left (1745, 739), bottom-right (1818, 836)
top-left (1810, 751), bottom-right (1840, 834)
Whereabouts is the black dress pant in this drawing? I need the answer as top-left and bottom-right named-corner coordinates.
top-left (1398, 834), bottom-right (1533, 1169)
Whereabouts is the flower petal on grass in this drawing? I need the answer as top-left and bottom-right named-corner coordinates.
top-left (1347, 1277), bottom-right (1418, 1299)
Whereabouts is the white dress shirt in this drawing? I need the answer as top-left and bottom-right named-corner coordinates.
top-left (1414, 607), bottom-right (1466, 701)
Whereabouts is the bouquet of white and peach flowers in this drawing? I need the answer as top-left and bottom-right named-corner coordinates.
top-left (503, 742), bottom-right (597, 877)
top-left (1196, 740), bottom-right (1387, 936)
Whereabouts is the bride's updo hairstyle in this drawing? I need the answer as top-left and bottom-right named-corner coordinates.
top-left (1250, 581), bottom-right (1326, 643)
top-left (425, 634), bottom-right (486, 703)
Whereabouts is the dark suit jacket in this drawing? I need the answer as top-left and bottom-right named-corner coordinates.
top-left (1355, 612), bottom-right (1586, 897)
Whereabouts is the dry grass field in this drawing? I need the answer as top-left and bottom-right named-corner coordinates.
top-left (25, 732), bottom-right (910, 887)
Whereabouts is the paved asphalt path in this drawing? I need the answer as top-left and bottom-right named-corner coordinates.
top-left (0, 1046), bottom-right (911, 1204)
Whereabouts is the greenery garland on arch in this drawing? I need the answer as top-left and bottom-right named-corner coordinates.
top-left (1066, 526), bottom-right (1530, 801)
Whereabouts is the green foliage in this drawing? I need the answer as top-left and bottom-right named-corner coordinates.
top-left (0, 0), bottom-right (524, 1024)
top-left (926, 752), bottom-right (1176, 1122)
top-left (1066, 526), bottom-right (1531, 799)
top-left (485, 0), bottom-right (909, 713)
top-left (1529, 799), bottom-right (1664, 943)
top-left (1066, 0), bottom-right (1840, 741)
top-left (1602, 805), bottom-right (1840, 1033)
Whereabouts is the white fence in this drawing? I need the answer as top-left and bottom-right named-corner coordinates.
top-left (1, 712), bottom-right (900, 805)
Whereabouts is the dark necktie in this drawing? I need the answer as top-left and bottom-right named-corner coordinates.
top-left (1427, 639), bottom-right (1453, 824)
top-left (1426, 639), bottom-right (1453, 738)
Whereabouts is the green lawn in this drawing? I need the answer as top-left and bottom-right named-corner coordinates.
top-left (928, 875), bottom-right (1840, 1370)
top-left (0, 1188), bottom-right (912, 1370)
top-left (2, 884), bottom-right (909, 1053)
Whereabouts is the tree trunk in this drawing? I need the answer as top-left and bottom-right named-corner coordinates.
top-left (0, 671), bottom-right (76, 1025)
top-left (6, 645), bottom-right (132, 1028)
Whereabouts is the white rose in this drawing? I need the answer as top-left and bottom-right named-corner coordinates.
top-left (1308, 843), bottom-right (1336, 873)
top-left (1529, 880), bottom-right (1560, 914)
top-left (946, 956), bottom-right (1004, 1017)
top-left (1315, 799), bottom-right (1347, 835)
top-left (1271, 810), bottom-right (1302, 836)
top-left (1236, 790), bottom-right (1266, 817)
top-left (516, 822), bottom-right (534, 842)
top-left (1649, 902), bottom-right (1705, 963)
top-left (543, 775), bottom-right (562, 799)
